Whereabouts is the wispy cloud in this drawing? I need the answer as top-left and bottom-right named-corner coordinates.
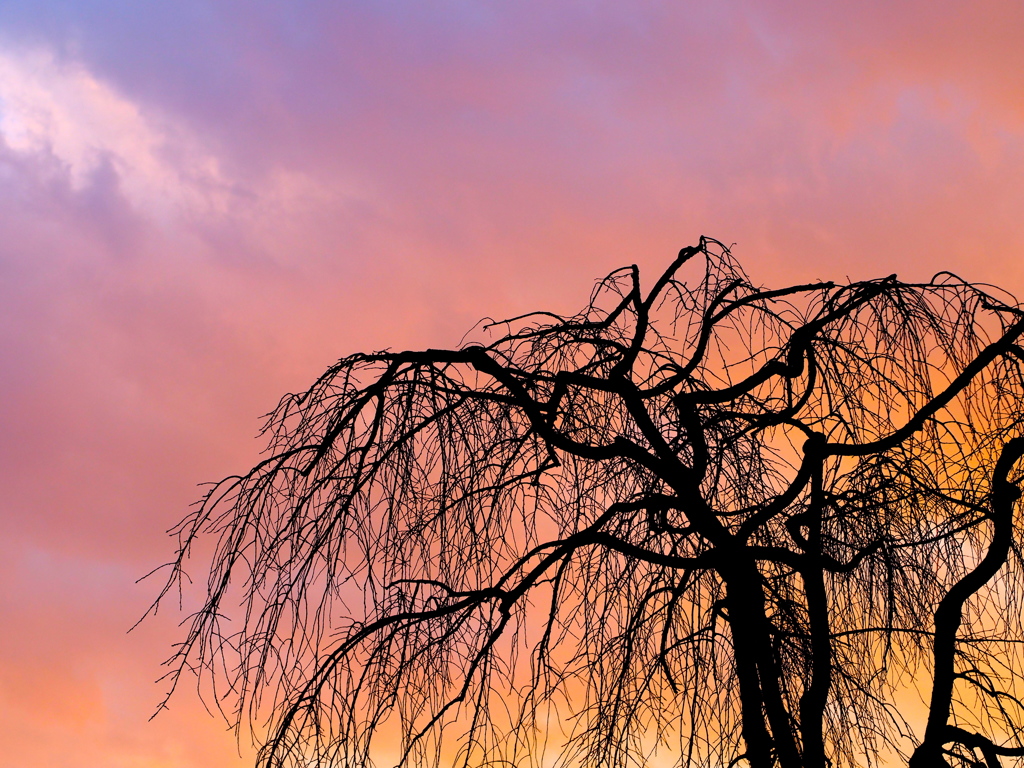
top-left (0, 46), bottom-right (235, 221)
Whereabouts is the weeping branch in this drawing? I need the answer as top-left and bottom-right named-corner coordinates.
top-left (152, 237), bottom-right (1024, 768)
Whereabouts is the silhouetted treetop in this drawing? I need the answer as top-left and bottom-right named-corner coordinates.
top-left (155, 238), bottom-right (1024, 768)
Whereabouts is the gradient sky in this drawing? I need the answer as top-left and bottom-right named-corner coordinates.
top-left (2, 2), bottom-right (1024, 766)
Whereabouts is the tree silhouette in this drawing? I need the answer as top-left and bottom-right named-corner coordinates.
top-left (155, 238), bottom-right (1024, 768)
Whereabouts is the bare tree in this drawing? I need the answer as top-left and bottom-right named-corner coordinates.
top-left (154, 238), bottom-right (1024, 768)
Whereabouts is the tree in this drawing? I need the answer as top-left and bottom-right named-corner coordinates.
top-left (155, 238), bottom-right (1024, 768)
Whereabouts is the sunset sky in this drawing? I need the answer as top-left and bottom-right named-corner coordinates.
top-left (2, 2), bottom-right (1024, 766)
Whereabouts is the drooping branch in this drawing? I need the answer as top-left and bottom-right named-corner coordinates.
top-left (152, 238), bottom-right (1024, 768)
top-left (910, 437), bottom-right (1024, 768)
